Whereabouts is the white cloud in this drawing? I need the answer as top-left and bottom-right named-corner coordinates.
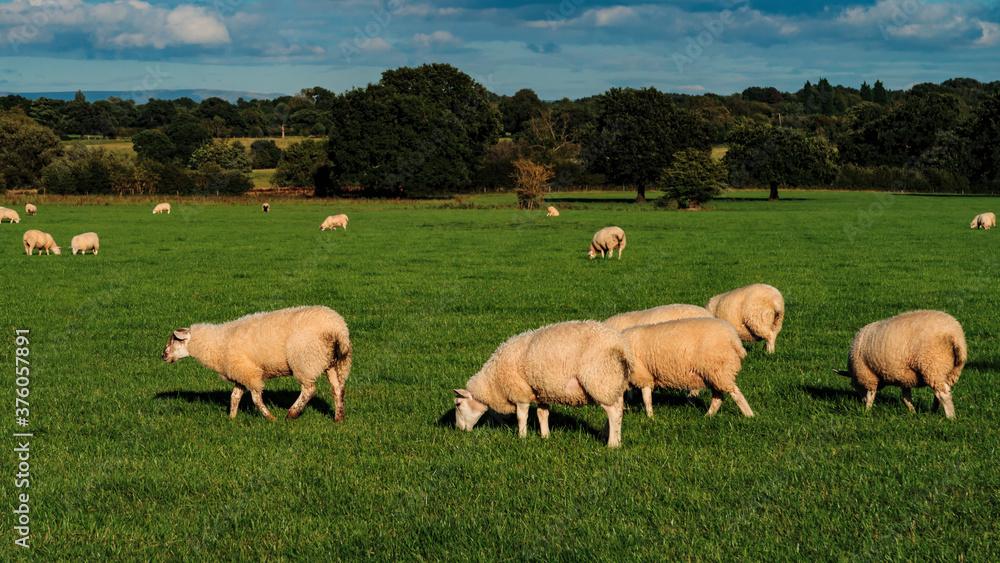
top-left (413, 30), bottom-right (460, 48)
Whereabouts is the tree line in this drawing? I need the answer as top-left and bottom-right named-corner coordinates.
top-left (1, 64), bottom-right (998, 203)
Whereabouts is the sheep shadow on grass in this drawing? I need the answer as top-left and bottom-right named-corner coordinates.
top-left (154, 389), bottom-right (334, 418)
top-left (436, 406), bottom-right (605, 443)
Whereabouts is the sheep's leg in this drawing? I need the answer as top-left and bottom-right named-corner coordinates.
top-left (642, 387), bottom-right (654, 418)
top-left (250, 389), bottom-right (277, 420)
top-left (229, 385), bottom-right (246, 418)
top-left (600, 396), bottom-right (624, 448)
top-left (934, 385), bottom-right (956, 419)
top-left (765, 335), bottom-right (776, 353)
top-left (863, 388), bottom-right (877, 411)
top-left (729, 386), bottom-right (754, 417)
top-left (706, 390), bottom-right (725, 416)
top-left (286, 382), bottom-right (316, 420)
top-left (900, 387), bottom-right (916, 413)
top-left (537, 403), bottom-right (551, 438)
top-left (326, 367), bottom-right (347, 422)
top-left (516, 403), bottom-right (530, 438)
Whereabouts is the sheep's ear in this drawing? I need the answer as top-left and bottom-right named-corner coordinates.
top-left (173, 328), bottom-right (191, 341)
top-left (454, 389), bottom-right (472, 399)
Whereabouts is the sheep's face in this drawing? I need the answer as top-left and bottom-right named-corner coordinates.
top-left (52, 246), bottom-right (61, 255)
top-left (454, 389), bottom-right (489, 431)
top-left (162, 328), bottom-right (192, 363)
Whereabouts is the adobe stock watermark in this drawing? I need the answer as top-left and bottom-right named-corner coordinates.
top-left (5, 0), bottom-right (74, 54)
top-left (340, 0), bottom-right (406, 63)
top-left (122, 64), bottom-right (170, 104)
top-left (878, 0), bottom-right (920, 41)
top-left (12, 329), bottom-right (33, 549)
top-left (673, 0), bottom-right (751, 72)
top-left (545, 0), bottom-right (586, 30)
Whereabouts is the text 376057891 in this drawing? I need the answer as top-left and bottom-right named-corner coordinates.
top-left (13, 329), bottom-right (32, 549)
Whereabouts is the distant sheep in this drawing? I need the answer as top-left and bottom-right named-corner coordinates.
top-left (25, 203), bottom-right (37, 216)
top-left (835, 310), bottom-right (966, 418)
top-left (153, 203), bottom-right (171, 214)
top-left (623, 318), bottom-right (753, 418)
top-left (23, 230), bottom-right (60, 255)
top-left (0, 208), bottom-right (21, 223)
top-left (454, 320), bottom-right (634, 447)
top-left (71, 232), bottom-right (100, 255)
top-left (162, 306), bottom-right (353, 421)
top-left (546, 206), bottom-right (559, 217)
top-left (605, 304), bottom-right (713, 331)
top-left (262, 202), bottom-right (270, 213)
top-left (320, 214), bottom-right (349, 231)
top-left (588, 226), bottom-right (626, 259)
top-left (970, 212), bottom-right (995, 230)
top-left (706, 284), bottom-right (785, 353)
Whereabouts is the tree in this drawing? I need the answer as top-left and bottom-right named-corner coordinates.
top-left (656, 149), bottom-right (726, 209)
top-left (164, 114), bottom-right (211, 165)
top-left (584, 87), bottom-right (710, 202)
top-left (511, 159), bottom-right (554, 209)
top-left (249, 139), bottom-right (282, 169)
top-left (872, 80), bottom-right (890, 105)
top-left (860, 81), bottom-right (873, 102)
top-left (499, 89), bottom-right (546, 135)
top-left (723, 124), bottom-right (836, 200)
top-left (0, 109), bottom-right (63, 189)
top-left (273, 139), bottom-right (329, 189)
top-left (132, 130), bottom-right (176, 164)
top-left (957, 90), bottom-right (1000, 189)
top-left (189, 139), bottom-right (252, 173)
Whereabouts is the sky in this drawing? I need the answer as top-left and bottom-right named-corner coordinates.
top-left (0, 0), bottom-right (998, 101)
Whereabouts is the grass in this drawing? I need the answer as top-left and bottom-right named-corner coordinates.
top-left (2, 190), bottom-right (999, 560)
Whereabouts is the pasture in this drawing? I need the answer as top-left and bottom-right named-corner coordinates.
top-left (1, 191), bottom-right (999, 560)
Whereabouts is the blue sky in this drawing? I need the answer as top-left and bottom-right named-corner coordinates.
top-left (0, 0), bottom-right (997, 100)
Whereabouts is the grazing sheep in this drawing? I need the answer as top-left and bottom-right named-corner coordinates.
top-left (705, 284), bottom-right (785, 353)
top-left (835, 310), bottom-right (966, 418)
top-left (162, 306), bottom-right (353, 421)
top-left (0, 208), bottom-right (21, 223)
top-left (624, 318), bottom-right (753, 418)
top-left (546, 206), bottom-right (559, 217)
top-left (262, 202), bottom-right (270, 213)
top-left (22, 230), bottom-right (60, 255)
top-left (605, 304), bottom-right (713, 331)
top-left (25, 203), bottom-right (37, 216)
top-left (454, 320), bottom-right (634, 447)
top-left (970, 212), bottom-right (995, 230)
top-left (71, 232), bottom-right (100, 255)
top-left (588, 226), bottom-right (626, 259)
top-left (153, 202), bottom-right (171, 214)
top-left (320, 214), bottom-right (349, 231)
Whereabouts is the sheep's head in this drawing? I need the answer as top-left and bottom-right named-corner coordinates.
top-left (162, 328), bottom-right (192, 363)
top-left (454, 389), bottom-right (489, 431)
top-left (52, 246), bottom-right (61, 255)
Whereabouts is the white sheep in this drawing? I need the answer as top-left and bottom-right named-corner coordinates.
top-left (970, 212), bottom-right (995, 230)
top-left (153, 202), bottom-right (171, 214)
top-left (835, 310), bottom-right (966, 418)
top-left (623, 318), bottom-right (753, 418)
top-left (162, 306), bottom-right (352, 421)
top-left (0, 208), bottom-right (21, 223)
top-left (71, 232), bottom-right (100, 255)
top-left (22, 230), bottom-right (60, 255)
top-left (705, 284), bottom-right (785, 353)
top-left (262, 202), bottom-right (270, 213)
top-left (588, 226), bottom-right (626, 259)
top-left (546, 206), bottom-right (559, 217)
top-left (454, 320), bottom-right (634, 447)
top-left (605, 304), bottom-right (713, 331)
top-left (320, 214), bottom-right (348, 231)
top-left (25, 203), bottom-right (37, 216)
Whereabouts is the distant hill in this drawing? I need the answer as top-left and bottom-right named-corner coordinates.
top-left (0, 89), bottom-right (288, 103)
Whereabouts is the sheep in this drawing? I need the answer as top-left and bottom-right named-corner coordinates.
top-left (162, 305), bottom-right (352, 421)
top-left (970, 212), bottom-right (995, 230)
top-left (835, 310), bottom-right (966, 419)
top-left (588, 226), bottom-right (626, 259)
top-left (71, 232), bottom-right (100, 255)
top-left (0, 208), bottom-right (21, 223)
top-left (454, 320), bottom-right (634, 447)
top-left (623, 318), bottom-right (753, 418)
top-left (705, 284), bottom-right (785, 353)
top-left (153, 202), bottom-right (171, 214)
top-left (25, 203), bottom-right (37, 216)
top-left (320, 214), bottom-right (349, 231)
top-left (605, 304), bottom-right (713, 331)
top-left (22, 230), bottom-right (60, 255)
top-left (546, 206), bottom-right (559, 217)
top-left (262, 202), bottom-right (270, 213)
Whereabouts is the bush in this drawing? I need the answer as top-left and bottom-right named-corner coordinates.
top-left (189, 139), bottom-right (252, 173)
top-left (656, 149), bottom-right (726, 209)
top-left (250, 139), bottom-right (282, 169)
top-left (273, 140), bottom-right (328, 188)
top-left (511, 159), bottom-right (554, 210)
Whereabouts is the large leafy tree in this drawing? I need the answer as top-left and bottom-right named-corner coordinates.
top-left (724, 124), bottom-right (836, 200)
top-left (0, 109), bottom-right (64, 189)
top-left (584, 87), bottom-right (710, 202)
top-left (957, 90), bottom-right (1000, 189)
top-left (132, 130), bottom-right (176, 164)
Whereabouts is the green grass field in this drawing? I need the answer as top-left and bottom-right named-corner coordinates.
top-left (2, 191), bottom-right (999, 560)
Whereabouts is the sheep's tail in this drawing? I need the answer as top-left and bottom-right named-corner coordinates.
top-left (615, 342), bottom-right (636, 383)
top-left (772, 305), bottom-right (785, 333)
top-left (951, 331), bottom-right (968, 372)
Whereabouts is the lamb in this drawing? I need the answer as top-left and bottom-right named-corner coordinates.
top-left (605, 304), bottom-right (713, 331)
top-left (153, 202), bottom-right (171, 214)
top-left (705, 284), bottom-right (784, 353)
top-left (262, 202), bottom-right (270, 213)
top-left (835, 310), bottom-right (966, 418)
top-left (22, 230), bottom-right (61, 255)
top-left (546, 206), bottom-right (559, 217)
top-left (25, 203), bottom-right (37, 216)
top-left (623, 318), bottom-right (753, 418)
top-left (970, 212), bottom-right (995, 230)
top-left (588, 226), bottom-right (626, 259)
top-left (320, 214), bottom-right (348, 231)
top-left (454, 320), bottom-right (634, 447)
top-left (161, 305), bottom-right (352, 421)
top-left (71, 232), bottom-right (100, 255)
top-left (0, 208), bottom-right (21, 223)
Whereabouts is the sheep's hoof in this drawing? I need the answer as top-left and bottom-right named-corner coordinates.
top-left (286, 410), bottom-right (301, 420)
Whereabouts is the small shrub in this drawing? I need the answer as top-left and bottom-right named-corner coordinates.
top-left (656, 149), bottom-right (726, 209)
top-left (512, 159), bottom-right (554, 210)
